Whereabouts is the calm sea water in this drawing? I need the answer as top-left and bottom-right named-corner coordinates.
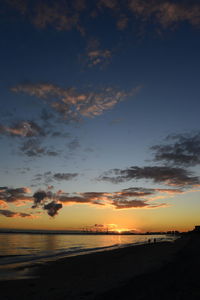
top-left (0, 233), bottom-right (176, 280)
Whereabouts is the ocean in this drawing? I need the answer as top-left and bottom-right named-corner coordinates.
top-left (0, 233), bottom-right (176, 280)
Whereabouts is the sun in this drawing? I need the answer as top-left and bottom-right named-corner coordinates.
top-left (115, 228), bottom-right (130, 234)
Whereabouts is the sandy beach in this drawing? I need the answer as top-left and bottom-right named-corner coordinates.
top-left (0, 234), bottom-right (199, 300)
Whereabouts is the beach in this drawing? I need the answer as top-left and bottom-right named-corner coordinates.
top-left (0, 234), bottom-right (199, 300)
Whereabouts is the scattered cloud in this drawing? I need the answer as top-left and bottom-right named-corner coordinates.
top-left (0, 121), bottom-right (45, 137)
top-left (116, 187), bottom-right (183, 197)
top-left (0, 119), bottom-right (61, 158)
top-left (117, 15), bottom-right (129, 30)
top-left (53, 173), bottom-right (78, 181)
top-left (99, 166), bottom-right (200, 187)
top-left (57, 188), bottom-right (172, 210)
top-left (83, 38), bottom-right (112, 68)
top-left (4, 0), bottom-right (85, 34)
top-left (4, 0), bottom-right (200, 36)
top-left (0, 187), bottom-right (32, 206)
top-left (58, 192), bottom-right (107, 206)
top-left (128, 0), bottom-right (200, 28)
top-left (32, 190), bottom-right (49, 207)
top-left (152, 132), bottom-right (200, 166)
top-left (86, 48), bottom-right (112, 67)
top-left (112, 199), bottom-right (166, 209)
top-left (0, 184), bottom-right (188, 217)
top-left (0, 209), bottom-right (35, 218)
top-left (32, 190), bottom-right (63, 217)
top-left (11, 83), bottom-right (139, 120)
top-left (19, 138), bottom-right (59, 157)
top-left (43, 201), bottom-right (62, 217)
top-left (33, 171), bottom-right (79, 186)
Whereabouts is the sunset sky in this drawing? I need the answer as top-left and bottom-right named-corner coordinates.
top-left (1, 0), bottom-right (200, 232)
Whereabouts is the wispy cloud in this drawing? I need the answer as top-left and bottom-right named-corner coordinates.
top-left (19, 138), bottom-right (60, 157)
top-left (116, 15), bottom-right (129, 30)
top-left (98, 0), bottom-right (119, 10)
top-left (5, 0), bottom-right (85, 34)
top-left (0, 121), bottom-right (45, 137)
top-left (86, 49), bottom-right (112, 67)
top-left (128, 0), bottom-right (200, 28)
top-left (98, 166), bottom-right (200, 187)
top-left (3, 0), bottom-right (200, 36)
top-left (84, 39), bottom-right (112, 67)
top-left (58, 187), bottom-right (178, 209)
top-left (53, 173), bottom-right (78, 181)
top-left (58, 189), bottom-right (168, 210)
top-left (151, 132), bottom-right (200, 166)
top-left (112, 199), bottom-right (167, 209)
top-left (11, 83), bottom-right (139, 120)
top-left (33, 171), bottom-right (79, 186)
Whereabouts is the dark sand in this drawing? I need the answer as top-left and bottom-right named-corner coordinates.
top-left (0, 234), bottom-right (199, 300)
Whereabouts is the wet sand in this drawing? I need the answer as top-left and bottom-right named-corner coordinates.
top-left (0, 234), bottom-right (198, 300)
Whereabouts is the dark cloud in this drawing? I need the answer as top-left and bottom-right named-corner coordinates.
top-left (99, 166), bottom-right (200, 187)
top-left (0, 187), bottom-right (62, 217)
top-left (0, 121), bottom-right (45, 137)
top-left (32, 190), bottom-right (62, 217)
top-left (58, 192), bottom-right (107, 206)
top-left (113, 200), bottom-right (167, 209)
top-left (58, 195), bottom-right (98, 205)
top-left (0, 184), bottom-right (181, 216)
top-left (20, 138), bottom-right (59, 157)
top-left (32, 190), bottom-right (49, 208)
top-left (152, 132), bottom-right (200, 167)
top-left (0, 117), bottom-right (62, 158)
top-left (0, 187), bottom-right (32, 205)
top-left (53, 173), bottom-right (78, 181)
top-left (121, 187), bottom-right (183, 196)
top-left (33, 172), bottom-right (79, 186)
top-left (43, 201), bottom-right (62, 217)
top-left (112, 199), bottom-right (149, 209)
top-left (58, 188), bottom-right (170, 209)
top-left (118, 187), bottom-right (155, 197)
top-left (0, 209), bottom-right (35, 218)
top-left (20, 139), bottom-right (44, 156)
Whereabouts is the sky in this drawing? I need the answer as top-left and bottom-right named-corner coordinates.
top-left (0, 0), bottom-right (200, 233)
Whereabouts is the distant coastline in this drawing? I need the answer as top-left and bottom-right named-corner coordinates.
top-left (0, 228), bottom-right (181, 236)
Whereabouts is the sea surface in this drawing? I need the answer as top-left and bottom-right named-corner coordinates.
top-left (0, 233), bottom-right (176, 280)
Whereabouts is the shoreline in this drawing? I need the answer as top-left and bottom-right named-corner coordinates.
top-left (0, 235), bottom-right (175, 274)
top-left (0, 234), bottom-right (195, 299)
